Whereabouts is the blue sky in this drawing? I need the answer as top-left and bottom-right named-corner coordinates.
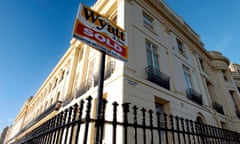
top-left (0, 0), bottom-right (95, 133)
top-left (164, 0), bottom-right (240, 64)
top-left (0, 0), bottom-right (239, 133)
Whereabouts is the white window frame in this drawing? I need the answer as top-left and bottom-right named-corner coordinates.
top-left (143, 12), bottom-right (154, 29)
top-left (88, 58), bottom-right (95, 80)
top-left (183, 65), bottom-right (193, 89)
top-left (146, 40), bottom-right (160, 71)
top-left (176, 39), bottom-right (185, 56)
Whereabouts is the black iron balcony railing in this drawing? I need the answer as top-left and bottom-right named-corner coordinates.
top-left (145, 66), bottom-right (170, 90)
top-left (212, 102), bottom-right (224, 115)
top-left (186, 88), bottom-right (203, 105)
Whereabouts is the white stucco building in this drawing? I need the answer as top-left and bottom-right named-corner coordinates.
top-left (5, 0), bottom-right (240, 143)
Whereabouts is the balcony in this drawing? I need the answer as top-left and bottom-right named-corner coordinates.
top-left (186, 88), bottom-right (203, 105)
top-left (145, 66), bottom-right (170, 90)
top-left (212, 102), bottom-right (224, 115)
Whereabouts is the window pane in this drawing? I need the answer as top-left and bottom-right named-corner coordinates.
top-left (146, 41), bottom-right (151, 51)
top-left (147, 50), bottom-right (153, 66)
top-left (177, 39), bottom-right (184, 54)
top-left (88, 59), bottom-right (95, 78)
top-left (143, 13), bottom-right (153, 28)
top-left (155, 103), bottom-right (164, 113)
top-left (146, 41), bottom-right (160, 70)
top-left (154, 55), bottom-right (160, 70)
top-left (183, 66), bottom-right (192, 89)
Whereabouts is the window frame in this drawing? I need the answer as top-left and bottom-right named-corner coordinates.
top-left (143, 12), bottom-right (154, 29)
top-left (146, 40), bottom-right (160, 71)
top-left (199, 57), bottom-right (204, 70)
top-left (88, 58), bottom-right (96, 80)
top-left (183, 65), bottom-right (193, 89)
top-left (222, 70), bottom-right (228, 81)
top-left (176, 39), bottom-right (185, 56)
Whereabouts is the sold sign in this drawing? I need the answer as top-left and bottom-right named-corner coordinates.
top-left (73, 4), bottom-right (128, 62)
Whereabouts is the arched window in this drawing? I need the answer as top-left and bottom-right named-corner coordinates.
top-left (196, 116), bottom-right (204, 124)
top-left (196, 112), bottom-right (206, 124)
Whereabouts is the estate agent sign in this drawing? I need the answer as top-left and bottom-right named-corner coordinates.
top-left (73, 4), bottom-right (128, 62)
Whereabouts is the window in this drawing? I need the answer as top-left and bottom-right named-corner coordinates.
top-left (206, 81), bottom-right (215, 100)
top-left (50, 98), bottom-right (53, 105)
top-left (177, 39), bottom-right (184, 55)
top-left (199, 58), bottom-right (204, 70)
top-left (155, 97), bottom-right (168, 144)
top-left (88, 59), bottom-right (95, 79)
top-left (155, 103), bottom-right (165, 127)
top-left (230, 91), bottom-right (237, 107)
top-left (183, 65), bottom-right (193, 89)
top-left (56, 92), bottom-right (60, 102)
top-left (45, 101), bottom-right (48, 110)
top-left (104, 57), bottom-right (115, 79)
top-left (222, 70), bottom-right (228, 81)
top-left (48, 83), bottom-right (52, 93)
top-left (155, 103), bottom-right (164, 114)
top-left (196, 116), bottom-right (204, 124)
top-left (60, 70), bottom-right (65, 81)
top-left (221, 122), bottom-right (226, 129)
top-left (53, 78), bottom-right (58, 89)
top-left (143, 12), bottom-right (153, 29)
top-left (146, 40), bottom-right (160, 70)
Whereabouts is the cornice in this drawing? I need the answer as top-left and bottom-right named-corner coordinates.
top-left (93, 0), bottom-right (117, 16)
top-left (208, 51), bottom-right (230, 66)
top-left (135, 0), bottom-right (213, 60)
top-left (144, 0), bottom-right (203, 46)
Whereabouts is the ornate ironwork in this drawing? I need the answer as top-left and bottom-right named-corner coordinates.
top-left (145, 66), bottom-right (170, 90)
top-left (186, 88), bottom-right (203, 105)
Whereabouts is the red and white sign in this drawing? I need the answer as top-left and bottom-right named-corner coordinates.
top-left (73, 4), bottom-right (128, 62)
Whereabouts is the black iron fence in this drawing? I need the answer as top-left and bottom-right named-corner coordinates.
top-left (14, 96), bottom-right (240, 144)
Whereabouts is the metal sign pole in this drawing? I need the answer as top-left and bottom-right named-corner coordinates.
top-left (94, 51), bottom-right (106, 144)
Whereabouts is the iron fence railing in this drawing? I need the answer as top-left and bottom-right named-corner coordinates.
top-left (14, 96), bottom-right (240, 144)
